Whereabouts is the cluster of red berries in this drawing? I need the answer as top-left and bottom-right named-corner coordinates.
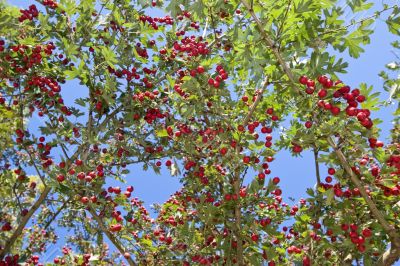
top-left (13, 168), bottom-right (27, 181)
top-left (299, 75), bottom-right (373, 129)
top-left (152, 228), bottom-right (173, 244)
top-left (376, 182), bottom-right (400, 197)
top-left (130, 197), bottom-right (151, 220)
top-left (143, 145), bottom-right (163, 155)
top-left (368, 137), bottom-right (384, 148)
top-left (190, 254), bottom-right (220, 265)
top-left (134, 43), bottom-right (149, 59)
top-left (42, 0), bottom-right (58, 9)
top-left (189, 65), bottom-right (205, 77)
top-left (26, 75), bottom-right (60, 94)
top-left (338, 224), bottom-right (372, 252)
top-left (387, 152), bottom-right (400, 176)
top-left (0, 254), bottom-right (20, 266)
top-left (1, 222), bottom-right (12, 231)
top-left (172, 123), bottom-right (193, 138)
top-left (142, 108), bottom-right (166, 124)
top-left (109, 223), bottom-right (122, 233)
top-left (18, 5), bottom-right (39, 22)
top-left (110, 209), bottom-right (124, 223)
top-left (25, 76), bottom-right (71, 119)
top-left (139, 15), bottom-right (174, 30)
top-left (25, 255), bottom-right (41, 265)
top-left (0, 40), bottom-right (4, 54)
top-left (223, 189), bottom-right (247, 202)
top-left (132, 89), bottom-right (160, 102)
top-left (287, 245), bottom-right (302, 254)
top-left (14, 128), bottom-right (24, 144)
top-left (2, 43), bottom-right (55, 76)
top-left (265, 107), bottom-right (279, 122)
top-left (197, 168), bottom-right (211, 185)
top-left (207, 65), bottom-right (228, 88)
top-left (172, 36), bottom-right (210, 58)
top-left (107, 20), bottom-right (124, 32)
top-left (257, 158), bottom-right (274, 179)
top-left (0, 41), bottom-right (67, 121)
top-left (177, 11), bottom-right (192, 20)
top-left (37, 136), bottom-right (54, 159)
top-left (164, 36), bottom-right (210, 59)
top-left (184, 160), bottom-right (197, 171)
top-left (107, 66), bottom-right (141, 81)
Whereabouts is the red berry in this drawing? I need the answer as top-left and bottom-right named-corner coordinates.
top-left (292, 145), bottom-right (303, 153)
top-left (306, 79), bottom-right (315, 88)
top-left (220, 147), bottom-right (227, 155)
top-left (251, 234), bottom-right (259, 242)
top-left (299, 75), bottom-right (308, 85)
top-left (328, 168), bottom-right (335, 175)
top-left (272, 177), bottom-right (280, 184)
top-left (318, 89), bottom-right (327, 98)
top-left (80, 197), bottom-right (89, 204)
top-left (197, 65), bottom-right (205, 73)
top-left (56, 174), bottom-right (65, 182)
top-left (258, 173), bottom-right (265, 180)
top-left (362, 228), bottom-right (372, 238)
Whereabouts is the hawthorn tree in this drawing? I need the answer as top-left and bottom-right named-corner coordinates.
top-left (0, 0), bottom-right (399, 265)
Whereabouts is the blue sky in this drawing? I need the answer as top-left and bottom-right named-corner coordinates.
top-left (5, 0), bottom-right (400, 264)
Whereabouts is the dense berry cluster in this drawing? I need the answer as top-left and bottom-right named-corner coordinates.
top-left (207, 65), bottom-right (228, 88)
top-left (18, 5), bottom-right (39, 22)
top-left (42, 0), bottom-right (58, 9)
top-left (139, 15), bottom-right (174, 29)
top-left (299, 75), bottom-right (373, 129)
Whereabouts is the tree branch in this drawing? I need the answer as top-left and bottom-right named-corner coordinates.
top-left (43, 197), bottom-right (70, 230)
top-left (0, 186), bottom-right (51, 259)
top-left (232, 76), bottom-right (269, 264)
top-left (88, 207), bottom-right (137, 266)
top-left (327, 136), bottom-right (400, 265)
top-left (319, 4), bottom-right (399, 37)
top-left (378, 243), bottom-right (400, 266)
top-left (327, 137), bottom-right (396, 235)
top-left (240, 0), bottom-right (299, 93)
top-left (24, 146), bottom-right (46, 185)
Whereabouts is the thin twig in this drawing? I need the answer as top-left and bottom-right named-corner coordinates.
top-left (43, 197), bottom-right (70, 230)
top-left (319, 4), bottom-right (398, 37)
top-left (276, 0), bottom-right (293, 45)
top-left (313, 147), bottom-right (321, 186)
top-left (12, 183), bottom-right (23, 212)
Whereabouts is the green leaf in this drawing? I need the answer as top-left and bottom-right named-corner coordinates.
top-left (99, 46), bottom-right (118, 68)
top-left (325, 188), bottom-right (334, 205)
top-left (386, 7), bottom-right (400, 35)
top-left (155, 128), bottom-right (168, 137)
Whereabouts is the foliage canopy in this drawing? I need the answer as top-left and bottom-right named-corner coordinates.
top-left (0, 0), bottom-right (399, 265)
